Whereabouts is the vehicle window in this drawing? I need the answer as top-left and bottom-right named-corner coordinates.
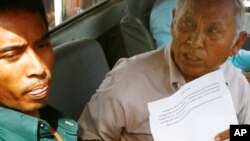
top-left (42, 0), bottom-right (108, 30)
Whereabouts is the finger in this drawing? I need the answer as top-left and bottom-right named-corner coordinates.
top-left (214, 129), bottom-right (229, 141)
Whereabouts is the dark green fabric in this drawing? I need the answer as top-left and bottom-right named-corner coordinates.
top-left (0, 106), bottom-right (78, 141)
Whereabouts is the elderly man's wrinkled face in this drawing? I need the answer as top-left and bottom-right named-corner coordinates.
top-left (171, 0), bottom-right (246, 82)
top-left (0, 9), bottom-right (54, 112)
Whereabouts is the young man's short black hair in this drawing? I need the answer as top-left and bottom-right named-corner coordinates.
top-left (0, 0), bottom-right (48, 29)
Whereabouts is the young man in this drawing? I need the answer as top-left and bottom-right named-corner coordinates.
top-left (0, 0), bottom-right (78, 140)
top-left (78, 0), bottom-right (250, 140)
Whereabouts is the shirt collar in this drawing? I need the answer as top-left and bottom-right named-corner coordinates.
top-left (218, 61), bottom-right (230, 85)
top-left (40, 106), bottom-right (78, 133)
top-left (164, 46), bottom-right (186, 90)
top-left (164, 46), bottom-right (229, 89)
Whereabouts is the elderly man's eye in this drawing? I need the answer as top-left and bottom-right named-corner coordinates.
top-left (211, 29), bottom-right (220, 33)
top-left (182, 20), bottom-right (193, 27)
top-left (208, 27), bottom-right (223, 39)
top-left (179, 19), bottom-right (196, 32)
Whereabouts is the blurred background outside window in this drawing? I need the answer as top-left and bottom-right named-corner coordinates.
top-left (43, 0), bottom-right (106, 29)
top-left (43, 0), bottom-right (250, 33)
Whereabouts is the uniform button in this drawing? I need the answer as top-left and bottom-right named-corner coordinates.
top-left (40, 123), bottom-right (45, 128)
top-left (65, 120), bottom-right (74, 126)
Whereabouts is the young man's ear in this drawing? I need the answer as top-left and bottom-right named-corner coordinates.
top-left (231, 31), bottom-right (248, 56)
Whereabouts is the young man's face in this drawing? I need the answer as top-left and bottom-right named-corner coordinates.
top-left (171, 0), bottom-right (246, 82)
top-left (0, 9), bottom-right (54, 112)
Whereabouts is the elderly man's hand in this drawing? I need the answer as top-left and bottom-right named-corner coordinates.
top-left (214, 129), bottom-right (229, 141)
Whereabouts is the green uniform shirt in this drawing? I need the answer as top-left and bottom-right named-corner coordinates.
top-left (0, 106), bottom-right (78, 141)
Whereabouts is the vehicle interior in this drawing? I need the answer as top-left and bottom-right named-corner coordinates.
top-left (46, 0), bottom-right (250, 120)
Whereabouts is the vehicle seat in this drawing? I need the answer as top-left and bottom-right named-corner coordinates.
top-left (120, 0), bottom-right (155, 57)
top-left (48, 38), bottom-right (110, 120)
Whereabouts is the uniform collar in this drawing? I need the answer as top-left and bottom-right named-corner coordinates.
top-left (0, 106), bottom-right (78, 140)
top-left (0, 106), bottom-right (42, 141)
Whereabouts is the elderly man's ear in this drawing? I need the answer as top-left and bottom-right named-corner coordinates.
top-left (172, 8), bottom-right (175, 18)
top-left (231, 31), bottom-right (247, 56)
top-left (170, 8), bottom-right (176, 36)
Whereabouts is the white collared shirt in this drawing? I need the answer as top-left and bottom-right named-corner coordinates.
top-left (78, 47), bottom-right (250, 141)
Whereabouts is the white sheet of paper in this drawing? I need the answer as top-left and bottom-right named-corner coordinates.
top-left (148, 70), bottom-right (238, 141)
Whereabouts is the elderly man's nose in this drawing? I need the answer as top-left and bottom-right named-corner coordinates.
top-left (186, 32), bottom-right (205, 49)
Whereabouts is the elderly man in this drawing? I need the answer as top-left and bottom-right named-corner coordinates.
top-left (150, 0), bottom-right (250, 80)
top-left (0, 0), bottom-right (78, 140)
top-left (78, 0), bottom-right (250, 141)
